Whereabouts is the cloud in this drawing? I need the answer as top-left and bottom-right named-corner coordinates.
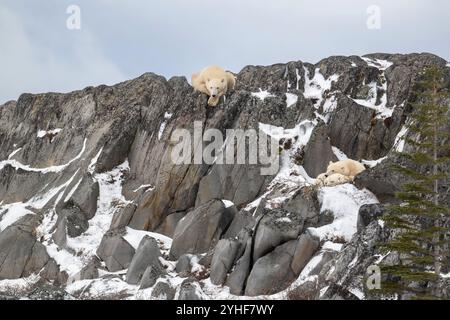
top-left (0, 4), bottom-right (126, 104)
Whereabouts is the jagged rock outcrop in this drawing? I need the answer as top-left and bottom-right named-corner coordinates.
top-left (1, 52), bottom-right (449, 300)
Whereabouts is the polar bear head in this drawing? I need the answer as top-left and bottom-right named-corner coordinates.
top-left (206, 77), bottom-right (226, 98)
top-left (326, 160), bottom-right (349, 176)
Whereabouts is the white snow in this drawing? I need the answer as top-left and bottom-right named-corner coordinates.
top-left (123, 227), bottom-right (172, 252)
top-left (276, 217), bottom-right (292, 223)
top-left (132, 184), bottom-right (155, 193)
top-left (309, 184), bottom-right (379, 242)
top-left (393, 124), bottom-right (408, 152)
top-left (319, 285), bottom-right (330, 298)
top-left (351, 62), bottom-right (357, 68)
top-left (351, 79), bottom-right (393, 118)
top-left (37, 128), bottom-right (62, 139)
top-left (446, 63), bottom-right (450, 68)
top-left (164, 112), bottom-right (173, 119)
top-left (285, 93), bottom-right (298, 108)
top-left (259, 120), bottom-right (315, 146)
top-left (0, 274), bottom-right (40, 293)
top-left (221, 199), bottom-right (234, 208)
top-left (88, 147), bottom-right (103, 174)
top-left (66, 277), bottom-right (136, 299)
top-left (7, 148), bottom-right (22, 160)
top-left (251, 89), bottom-right (275, 101)
top-left (0, 170), bottom-right (80, 231)
top-left (64, 178), bottom-right (82, 202)
top-left (361, 57), bottom-right (393, 71)
top-left (0, 138), bottom-right (87, 173)
top-left (331, 146), bottom-right (348, 161)
top-left (0, 202), bottom-right (33, 231)
top-left (374, 251), bottom-right (390, 264)
top-left (361, 157), bottom-right (387, 168)
top-left (349, 287), bottom-right (365, 299)
top-left (261, 120), bottom-right (316, 188)
top-left (322, 241), bottom-right (343, 252)
top-left (157, 112), bottom-right (173, 141)
top-left (303, 67), bottom-right (339, 107)
top-left (42, 160), bottom-right (132, 277)
top-left (322, 95), bottom-right (338, 114)
top-left (158, 122), bottom-right (167, 140)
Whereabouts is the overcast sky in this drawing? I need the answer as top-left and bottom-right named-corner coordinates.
top-left (0, 0), bottom-right (449, 104)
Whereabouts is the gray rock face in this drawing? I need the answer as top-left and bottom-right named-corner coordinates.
top-left (245, 240), bottom-right (298, 296)
top-left (195, 164), bottom-right (270, 208)
top-left (225, 231), bottom-right (253, 295)
top-left (126, 236), bottom-right (163, 285)
top-left (245, 230), bottom-right (320, 296)
top-left (209, 239), bottom-right (242, 285)
top-left (175, 254), bottom-right (193, 274)
top-left (1, 53), bottom-right (449, 299)
top-left (64, 175), bottom-right (99, 220)
top-left (357, 203), bottom-right (385, 233)
top-left (139, 264), bottom-right (166, 289)
top-left (0, 215), bottom-right (50, 280)
top-left (169, 199), bottom-right (234, 260)
top-left (291, 231), bottom-right (321, 274)
top-left (252, 208), bottom-right (304, 262)
top-left (96, 228), bottom-right (135, 272)
top-left (302, 124), bottom-right (337, 177)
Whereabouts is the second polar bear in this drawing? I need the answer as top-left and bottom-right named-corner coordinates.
top-left (326, 159), bottom-right (366, 179)
top-left (323, 173), bottom-right (353, 187)
top-left (192, 65), bottom-right (236, 106)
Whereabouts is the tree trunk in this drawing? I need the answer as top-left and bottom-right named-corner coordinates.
top-left (432, 81), bottom-right (441, 276)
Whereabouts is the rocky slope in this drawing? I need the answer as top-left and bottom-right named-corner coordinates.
top-left (0, 53), bottom-right (449, 300)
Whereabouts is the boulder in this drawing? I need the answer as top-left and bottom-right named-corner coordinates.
top-left (126, 236), bottom-right (163, 285)
top-left (175, 254), bottom-right (193, 274)
top-left (64, 175), bottom-right (99, 220)
top-left (0, 215), bottom-right (50, 280)
top-left (245, 230), bottom-right (320, 296)
top-left (210, 239), bottom-right (242, 285)
top-left (252, 208), bottom-right (304, 262)
top-left (177, 279), bottom-right (206, 300)
top-left (290, 231), bottom-right (321, 274)
top-left (151, 281), bottom-right (176, 300)
top-left (169, 199), bottom-right (234, 260)
top-left (139, 264), bottom-right (166, 289)
top-left (96, 227), bottom-right (135, 272)
top-left (225, 231), bottom-right (253, 295)
top-left (357, 203), bottom-right (385, 232)
top-left (302, 124), bottom-right (337, 177)
top-left (245, 240), bottom-right (298, 296)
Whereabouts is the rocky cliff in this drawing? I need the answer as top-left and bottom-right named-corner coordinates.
top-left (0, 53), bottom-right (449, 300)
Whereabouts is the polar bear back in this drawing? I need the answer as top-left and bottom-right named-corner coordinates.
top-left (326, 159), bottom-right (365, 177)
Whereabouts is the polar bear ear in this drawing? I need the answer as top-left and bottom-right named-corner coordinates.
top-left (207, 78), bottom-right (210, 82)
top-left (221, 78), bottom-right (225, 83)
top-left (329, 161), bottom-right (333, 165)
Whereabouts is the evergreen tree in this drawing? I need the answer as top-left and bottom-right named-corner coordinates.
top-left (380, 65), bottom-right (450, 299)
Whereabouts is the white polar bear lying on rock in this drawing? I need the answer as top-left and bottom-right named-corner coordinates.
top-left (326, 159), bottom-right (366, 179)
top-left (192, 65), bottom-right (236, 107)
top-left (314, 159), bottom-right (366, 187)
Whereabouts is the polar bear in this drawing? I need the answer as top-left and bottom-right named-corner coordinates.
top-left (192, 65), bottom-right (236, 107)
top-left (315, 172), bottom-right (328, 186)
top-left (324, 173), bottom-right (353, 187)
top-left (326, 159), bottom-right (366, 178)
